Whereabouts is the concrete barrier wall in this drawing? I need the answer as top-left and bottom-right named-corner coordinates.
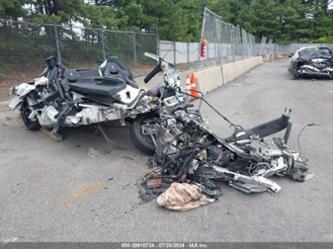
top-left (195, 56), bottom-right (263, 93)
top-left (136, 56), bottom-right (264, 93)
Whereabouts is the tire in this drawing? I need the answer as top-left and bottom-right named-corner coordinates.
top-left (293, 71), bottom-right (300, 79)
top-left (289, 68), bottom-right (299, 79)
top-left (20, 101), bottom-right (40, 131)
top-left (130, 115), bottom-right (157, 155)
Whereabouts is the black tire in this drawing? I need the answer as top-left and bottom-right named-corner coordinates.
top-left (293, 73), bottom-right (300, 79)
top-left (289, 68), bottom-right (299, 79)
top-left (20, 101), bottom-right (40, 131)
top-left (130, 115), bottom-right (157, 155)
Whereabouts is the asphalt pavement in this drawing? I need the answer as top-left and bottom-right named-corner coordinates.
top-left (0, 60), bottom-right (333, 242)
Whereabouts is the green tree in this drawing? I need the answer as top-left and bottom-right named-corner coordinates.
top-left (1, 0), bottom-right (333, 43)
top-left (0, 0), bottom-right (28, 19)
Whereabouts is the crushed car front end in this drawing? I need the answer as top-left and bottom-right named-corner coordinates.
top-left (289, 46), bottom-right (333, 79)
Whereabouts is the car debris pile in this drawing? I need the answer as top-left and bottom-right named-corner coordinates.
top-left (289, 46), bottom-right (333, 79)
top-left (140, 100), bottom-right (314, 211)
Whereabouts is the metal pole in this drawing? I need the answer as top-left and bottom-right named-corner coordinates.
top-left (228, 24), bottom-right (232, 62)
top-left (132, 32), bottom-right (137, 65)
top-left (214, 42), bottom-right (217, 62)
top-left (173, 41), bottom-right (176, 65)
top-left (241, 29), bottom-right (244, 59)
top-left (101, 30), bottom-right (106, 60)
top-left (197, 7), bottom-right (207, 69)
top-left (187, 42), bottom-right (190, 63)
top-left (54, 25), bottom-right (62, 64)
top-left (205, 7), bottom-right (222, 19)
top-left (206, 41), bottom-right (209, 59)
top-left (238, 27), bottom-right (243, 58)
top-left (156, 31), bottom-right (160, 57)
top-left (215, 16), bottom-right (224, 85)
top-left (231, 26), bottom-right (235, 62)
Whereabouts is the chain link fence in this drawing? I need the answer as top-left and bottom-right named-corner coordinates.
top-left (159, 41), bottom-right (199, 65)
top-left (0, 19), bottom-right (158, 101)
top-left (198, 7), bottom-right (262, 69)
top-left (2, 14), bottom-right (330, 101)
top-left (274, 43), bottom-right (333, 56)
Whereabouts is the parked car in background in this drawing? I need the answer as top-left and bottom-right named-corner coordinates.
top-left (289, 46), bottom-right (333, 79)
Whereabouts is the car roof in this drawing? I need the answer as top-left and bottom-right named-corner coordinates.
top-left (296, 46), bottom-right (332, 53)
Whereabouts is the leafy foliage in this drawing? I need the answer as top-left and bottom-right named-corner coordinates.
top-left (0, 0), bottom-right (332, 42)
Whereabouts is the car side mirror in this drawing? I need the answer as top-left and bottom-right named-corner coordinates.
top-left (288, 53), bottom-right (294, 58)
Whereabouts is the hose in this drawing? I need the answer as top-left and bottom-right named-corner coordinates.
top-left (297, 123), bottom-right (319, 155)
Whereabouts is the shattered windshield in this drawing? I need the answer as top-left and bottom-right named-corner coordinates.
top-left (299, 47), bottom-right (332, 59)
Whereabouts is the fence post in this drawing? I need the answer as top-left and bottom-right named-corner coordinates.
top-left (187, 42), bottom-right (190, 64)
top-left (173, 41), bottom-right (176, 65)
top-left (54, 25), bottom-right (62, 64)
top-left (206, 41), bottom-right (209, 59)
top-left (232, 26), bottom-right (235, 62)
top-left (101, 30), bottom-right (106, 60)
top-left (156, 31), bottom-right (160, 57)
top-left (197, 7), bottom-right (207, 69)
top-left (228, 24), bottom-right (232, 62)
top-left (132, 32), bottom-right (137, 65)
top-left (240, 29), bottom-right (244, 59)
top-left (214, 16), bottom-right (224, 85)
top-left (214, 42), bottom-right (217, 62)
